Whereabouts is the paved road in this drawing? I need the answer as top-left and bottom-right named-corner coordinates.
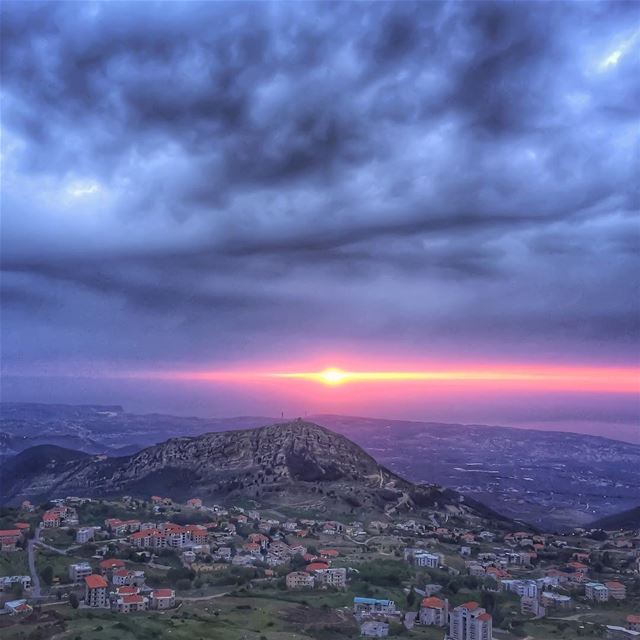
top-left (179, 590), bottom-right (230, 602)
top-left (27, 527), bottom-right (42, 598)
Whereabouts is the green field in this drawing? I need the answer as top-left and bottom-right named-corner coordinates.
top-left (0, 550), bottom-right (29, 576)
top-left (0, 596), bottom-right (361, 640)
top-left (35, 548), bottom-right (82, 585)
top-left (41, 527), bottom-right (78, 548)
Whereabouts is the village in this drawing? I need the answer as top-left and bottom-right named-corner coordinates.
top-left (0, 495), bottom-right (639, 639)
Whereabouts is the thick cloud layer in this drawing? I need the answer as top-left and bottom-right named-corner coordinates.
top-left (1, 1), bottom-right (639, 384)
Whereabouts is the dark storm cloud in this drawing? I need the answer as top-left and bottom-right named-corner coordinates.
top-left (1, 0), bottom-right (639, 369)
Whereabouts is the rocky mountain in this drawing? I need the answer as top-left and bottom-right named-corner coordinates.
top-left (0, 420), bottom-right (512, 528)
top-left (3, 403), bottom-right (636, 529)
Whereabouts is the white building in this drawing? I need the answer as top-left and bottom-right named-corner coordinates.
top-left (69, 562), bottom-right (93, 583)
top-left (0, 576), bottom-right (31, 592)
top-left (585, 582), bottom-right (609, 602)
top-left (360, 620), bottom-right (389, 637)
top-left (353, 597), bottom-right (396, 616)
top-left (448, 602), bottom-right (492, 640)
top-left (150, 589), bottom-right (176, 610)
top-left (76, 527), bottom-right (95, 544)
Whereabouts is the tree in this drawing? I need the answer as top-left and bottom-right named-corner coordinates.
top-left (41, 566), bottom-right (54, 586)
top-left (10, 582), bottom-right (24, 599)
top-left (69, 593), bottom-right (79, 609)
top-left (406, 587), bottom-right (415, 608)
top-left (176, 578), bottom-right (192, 591)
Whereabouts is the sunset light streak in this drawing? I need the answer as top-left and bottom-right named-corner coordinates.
top-left (140, 365), bottom-right (640, 394)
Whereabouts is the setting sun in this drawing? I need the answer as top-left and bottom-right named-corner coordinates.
top-left (318, 368), bottom-right (349, 385)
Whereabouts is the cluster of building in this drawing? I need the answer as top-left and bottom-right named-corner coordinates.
top-left (585, 580), bottom-right (627, 602)
top-left (81, 559), bottom-right (175, 613)
top-left (42, 504), bottom-right (78, 528)
top-left (285, 564), bottom-right (347, 590)
top-left (83, 573), bottom-right (175, 612)
top-left (353, 595), bottom-right (493, 639)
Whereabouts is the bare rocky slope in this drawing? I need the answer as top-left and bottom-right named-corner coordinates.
top-left (0, 420), bottom-right (513, 527)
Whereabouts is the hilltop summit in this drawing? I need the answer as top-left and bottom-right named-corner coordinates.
top-left (0, 420), bottom-right (511, 527)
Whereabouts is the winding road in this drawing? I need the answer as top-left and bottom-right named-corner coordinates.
top-left (27, 527), bottom-right (42, 598)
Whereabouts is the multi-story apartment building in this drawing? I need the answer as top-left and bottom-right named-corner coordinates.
top-left (285, 571), bottom-right (315, 590)
top-left (585, 582), bottom-right (609, 602)
top-left (447, 601), bottom-right (492, 640)
top-left (419, 596), bottom-right (448, 626)
top-left (314, 567), bottom-right (347, 589)
top-left (84, 574), bottom-right (108, 608)
top-left (68, 562), bottom-right (92, 583)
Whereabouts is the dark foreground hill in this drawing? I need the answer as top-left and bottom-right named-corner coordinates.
top-left (589, 506), bottom-right (640, 531)
top-left (0, 420), bottom-right (513, 528)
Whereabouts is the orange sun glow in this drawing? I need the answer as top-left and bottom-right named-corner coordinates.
top-left (134, 363), bottom-right (639, 393)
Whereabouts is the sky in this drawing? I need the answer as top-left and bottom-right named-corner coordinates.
top-left (1, 1), bottom-right (639, 440)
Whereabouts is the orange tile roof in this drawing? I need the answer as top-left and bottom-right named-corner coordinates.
top-left (478, 612), bottom-right (492, 621)
top-left (421, 596), bottom-right (445, 609)
top-left (116, 586), bottom-right (139, 595)
top-left (120, 594), bottom-right (144, 604)
top-left (459, 601), bottom-right (480, 610)
top-left (99, 558), bottom-right (125, 569)
top-left (627, 615), bottom-right (640, 623)
top-left (152, 589), bottom-right (174, 598)
top-left (85, 574), bottom-right (108, 589)
top-left (0, 529), bottom-right (20, 536)
top-left (305, 562), bottom-right (329, 572)
top-left (605, 581), bottom-right (625, 588)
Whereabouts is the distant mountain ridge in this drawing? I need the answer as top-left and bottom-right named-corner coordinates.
top-left (0, 420), bottom-right (513, 529)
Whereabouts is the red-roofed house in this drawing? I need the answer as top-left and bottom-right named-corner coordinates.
top-left (628, 615), bottom-right (640, 631)
top-left (243, 542), bottom-right (262, 556)
top-left (419, 596), bottom-right (448, 626)
top-left (248, 533), bottom-right (269, 546)
top-left (42, 511), bottom-right (61, 528)
top-left (605, 581), bottom-right (626, 600)
top-left (305, 561), bottom-right (330, 573)
top-left (114, 593), bottom-right (148, 613)
top-left (0, 530), bottom-right (21, 551)
top-left (129, 528), bottom-right (166, 548)
top-left (150, 589), bottom-right (176, 610)
top-left (99, 558), bottom-right (125, 576)
top-left (319, 549), bottom-right (339, 559)
top-left (84, 574), bottom-right (108, 608)
top-left (184, 524), bottom-right (208, 544)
